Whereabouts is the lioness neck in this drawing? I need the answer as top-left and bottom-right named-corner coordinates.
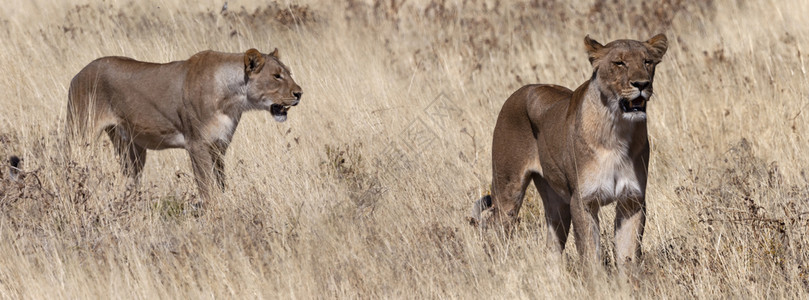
top-left (210, 56), bottom-right (250, 118)
top-left (577, 79), bottom-right (646, 151)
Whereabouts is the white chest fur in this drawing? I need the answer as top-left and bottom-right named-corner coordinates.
top-left (579, 149), bottom-right (642, 202)
top-left (203, 113), bottom-right (236, 142)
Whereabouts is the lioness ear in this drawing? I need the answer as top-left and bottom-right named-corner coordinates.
top-left (269, 48), bottom-right (279, 59)
top-left (646, 33), bottom-right (668, 59)
top-left (584, 35), bottom-right (605, 65)
top-left (244, 48), bottom-right (265, 74)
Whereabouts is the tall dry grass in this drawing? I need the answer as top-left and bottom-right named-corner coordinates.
top-left (0, 0), bottom-right (808, 298)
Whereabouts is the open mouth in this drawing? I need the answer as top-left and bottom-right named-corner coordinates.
top-left (620, 97), bottom-right (647, 113)
top-left (270, 103), bottom-right (291, 122)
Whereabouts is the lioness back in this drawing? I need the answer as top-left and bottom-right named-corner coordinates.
top-left (67, 56), bottom-right (188, 140)
top-left (494, 84), bottom-right (572, 134)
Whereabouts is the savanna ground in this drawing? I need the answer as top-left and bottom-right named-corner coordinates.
top-left (0, 0), bottom-right (808, 298)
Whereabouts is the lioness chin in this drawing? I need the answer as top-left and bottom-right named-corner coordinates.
top-left (470, 34), bottom-right (668, 271)
top-left (67, 48), bottom-right (303, 203)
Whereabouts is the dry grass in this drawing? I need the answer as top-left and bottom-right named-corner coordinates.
top-left (0, 0), bottom-right (808, 298)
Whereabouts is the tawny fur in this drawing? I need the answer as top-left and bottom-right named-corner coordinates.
top-left (66, 48), bottom-right (303, 203)
top-left (470, 34), bottom-right (668, 271)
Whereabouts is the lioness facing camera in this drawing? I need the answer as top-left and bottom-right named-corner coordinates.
top-left (470, 35), bottom-right (667, 270)
top-left (67, 48), bottom-right (302, 202)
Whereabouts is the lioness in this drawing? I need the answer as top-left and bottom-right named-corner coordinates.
top-left (67, 48), bottom-right (302, 202)
top-left (469, 34), bottom-right (667, 270)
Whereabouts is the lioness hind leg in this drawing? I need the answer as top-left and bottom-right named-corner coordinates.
top-left (534, 175), bottom-right (571, 253)
top-left (105, 127), bottom-right (147, 186)
top-left (486, 168), bottom-right (533, 235)
top-left (614, 198), bottom-right (646, 270)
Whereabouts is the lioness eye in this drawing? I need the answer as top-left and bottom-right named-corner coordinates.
top-left (274, 74), bottom-right (283, 79)
top-left (644, 60), bottom-right (654, 65)
top-left (613, 61), bottom-right (625, 67)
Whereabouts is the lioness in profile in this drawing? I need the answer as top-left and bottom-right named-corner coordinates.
top-left (470, 34), bottom-right (667, 270)
top-left (67, 48), bottom-right (302, 202)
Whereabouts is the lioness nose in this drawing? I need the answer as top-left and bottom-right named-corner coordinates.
top-left (293, 92), bottom-right (302, 100)
top-left (631, 81), bottom-right (650, 90)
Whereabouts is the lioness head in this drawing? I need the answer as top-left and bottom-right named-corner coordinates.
top-left (243, 48), bottom-right (303, 122)
top-left (585, 34), bottom-right (668, 122)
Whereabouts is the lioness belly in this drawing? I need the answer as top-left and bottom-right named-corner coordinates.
top-left (132, 131), bottom-right (186, 150)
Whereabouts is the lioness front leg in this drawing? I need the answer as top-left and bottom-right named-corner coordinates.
top-left (571, 195), bottom-right (601, 269)
top-left (614, 197), bottom-right (646, 270)
top-left (211, 141), bottom-right (229, 191)
top-left (188, 143), bottom-right (218, 203)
